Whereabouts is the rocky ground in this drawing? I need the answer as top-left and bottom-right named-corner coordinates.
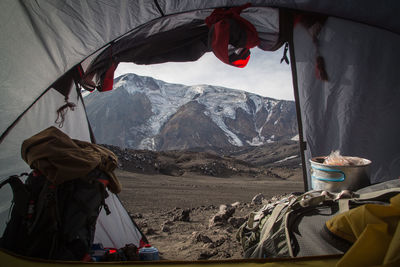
top-left (106, 142), bottom-right (304, 260)
top-left (117, 169), bottom-right (304, 260)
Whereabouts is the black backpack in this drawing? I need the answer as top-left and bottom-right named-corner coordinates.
top-left (0, 169), bottom-right (110, 260)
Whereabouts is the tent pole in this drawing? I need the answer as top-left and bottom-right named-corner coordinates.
top-left (288, 32), bottom-right (309, 192)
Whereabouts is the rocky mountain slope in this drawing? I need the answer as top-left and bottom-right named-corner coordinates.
top-left (102, 139), bottom-right (301, 179)
top-left (85, 73), bottom-right (298, 151)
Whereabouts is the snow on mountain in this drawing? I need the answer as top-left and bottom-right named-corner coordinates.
top-left (291, 134), bottom-right (300, 141)
top-left (85, 73), bottom-right (298, 150)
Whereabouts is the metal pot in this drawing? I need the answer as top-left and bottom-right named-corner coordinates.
top-left (310, 156), bottom-right (371, 192)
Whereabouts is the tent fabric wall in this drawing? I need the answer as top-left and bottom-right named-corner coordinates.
top-left (94, 192), bottom-right (146, 249)
top-left (1, 1), bottom-right (282, 176)
top-left (0, 87), bottom-right (90, 178)
top-left (0, 87), bottom-right (90, 233)
top-left (0, 0), bottom-right (160, 138)
top-left (293, 17), bottom-right (400, 186)
top-left (2, 0), bottom-right (400, 152)
top-left (82, 6), bottom-right (281, 90)
top-left (155, 0), bottom-right (400, 36)
top-left (0, 0), bottom-right (281, 252)
top-left (1, 0), bottom-right (400, 263)
top-left (1, 0), bottom-right (400, 181)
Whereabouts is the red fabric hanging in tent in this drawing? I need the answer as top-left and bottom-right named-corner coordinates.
top-left (205, 3), bottom-right (260, 68)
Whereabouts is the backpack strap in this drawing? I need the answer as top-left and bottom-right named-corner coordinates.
top-left (338, 187), bottom-right (400, 213)
top-left (250, 203), bottom-right (289, 258)
top-left (0, 174), bottom-right (29, 216)
top-left (86, 168), bottom-right (111, 215)
top-left (259, 203), bottom-right (287, 241)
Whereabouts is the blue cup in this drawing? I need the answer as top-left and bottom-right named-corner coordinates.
top-left (139, 245), bottom-right (159, 261)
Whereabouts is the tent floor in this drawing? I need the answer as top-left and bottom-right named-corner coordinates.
top-left (0, 249), bottom-right (341, 266)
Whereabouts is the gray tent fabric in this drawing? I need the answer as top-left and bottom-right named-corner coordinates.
top-left (1, 0), bottom-right (400, 180)
top-left (94, 191), bottom-right (145, 248)
top-left (1, 0), bottom-right (400, 256)
top-left (0, 0), bottom-right (281, 248)
top-left (2, 0), bottom-right (400, 146)
top-left (293, 16), bottom-right (400, 186)
top-left (81, 7), bottom-right (280, 92)
top-left (0, 2), bottom-right (282, 181)
top-left (0, 0), bottom-right (158, 136)
top-left (0, 87), bottom-right (90, 233)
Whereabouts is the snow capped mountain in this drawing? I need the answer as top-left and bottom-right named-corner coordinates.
top-left (85, 73), bottom-right (298, 150)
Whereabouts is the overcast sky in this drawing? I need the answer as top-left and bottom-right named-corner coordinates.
top-left (114, 47), bottom-right (294, 101)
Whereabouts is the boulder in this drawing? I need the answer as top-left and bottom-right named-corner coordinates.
top-left (145, 228), bottom-right (157, 235)
top-left (208, 237), bottom-right (225, 248)
top-left (209, 214), bottom-right (224, 227)
top-left (219, 204), bottom-right (235, 220)
top-left (252, 193), bottom-right (265, 205)
top-left (209, 204), bottom-right (236, 227)
top-left (193, 233), bottom-right (213, 244)
top-left (173, 208), bottom-right (191, 222)
top-left (161, 225), bottom-right (170, 233)
top-left (231, 201), bottom-right (241, 208)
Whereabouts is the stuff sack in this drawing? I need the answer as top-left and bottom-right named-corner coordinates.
top-left (236, 181), bottom-right (400, 259)
top-left (0, 169), bottom-right (111, 260)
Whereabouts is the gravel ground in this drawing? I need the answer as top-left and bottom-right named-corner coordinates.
top-left (116, 169), bottom-right (304, 260)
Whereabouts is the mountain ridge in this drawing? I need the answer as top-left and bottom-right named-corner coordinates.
top-left (85, 73), bottom-right (298, 150)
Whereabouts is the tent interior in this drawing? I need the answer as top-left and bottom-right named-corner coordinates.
top-left (1, 0), bottom-right (400, 265)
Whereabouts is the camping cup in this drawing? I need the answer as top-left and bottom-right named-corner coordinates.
top-left (139, 245), bottom-right (159, 261)
top-left (310, 156), bottom-right (371, 192)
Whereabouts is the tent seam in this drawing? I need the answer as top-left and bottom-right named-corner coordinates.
top-left (153, 0), bottom-right (165, 16)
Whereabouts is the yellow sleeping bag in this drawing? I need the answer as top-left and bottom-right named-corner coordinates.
top-left (326, 193), bottom-right (400, 267)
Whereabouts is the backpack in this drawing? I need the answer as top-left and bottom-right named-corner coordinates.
top-left (0, 168), bottom-right (111, 260)
top-left (236, 180), bottom-right (400, 259)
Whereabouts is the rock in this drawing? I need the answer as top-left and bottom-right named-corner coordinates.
top-left (197, 250), bottom-right (217, 260)
top-left (271, 195), bottom-right (279, 202)
top-left (209, 204), bottom-right (236, 227)
top-left (145, 228), bottom-right (156, 235)
top-left (193, 233), bottom-right (213, 244)
top-left (252, 193), bottom-right (265, 205)
top-left (208, 237), bottom-right (225, 248)
top-left (205, 204), bottom-right (217, 210)
top-left (137, 221), bottom-right (148, 228)
top-left (225, 227), bottom-right (234, 233)
top-left (161, 225), bottom-right (170, 233)
top-left (219, 204), bottom-right (227, 212)
top-left (163, 220), bottom-right (174, 226)
top-left (173, 208), bottom-right (191, 222)
top-left (231, 201), bottom-right (241, 207)
top-left (209, 214), bottom-right (224, 227)
top-left (219, 204), bottom-right (235, 220)
top-left (222, 252), bottom-right (232, 258)
top-left (130, 213), bottom-right (143, 219)
top-left (228, 217), bottom-right (247, 229)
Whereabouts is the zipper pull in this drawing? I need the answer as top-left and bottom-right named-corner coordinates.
top-left (280, 42), bottom-right (289, 65)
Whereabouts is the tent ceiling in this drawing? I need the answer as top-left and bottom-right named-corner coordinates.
top-left (82, 6), bottom-right (281, 91)
top-left (1, 0), bottom-right (400, 140)
top-left (0, 0), bottom-right (400, 185)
